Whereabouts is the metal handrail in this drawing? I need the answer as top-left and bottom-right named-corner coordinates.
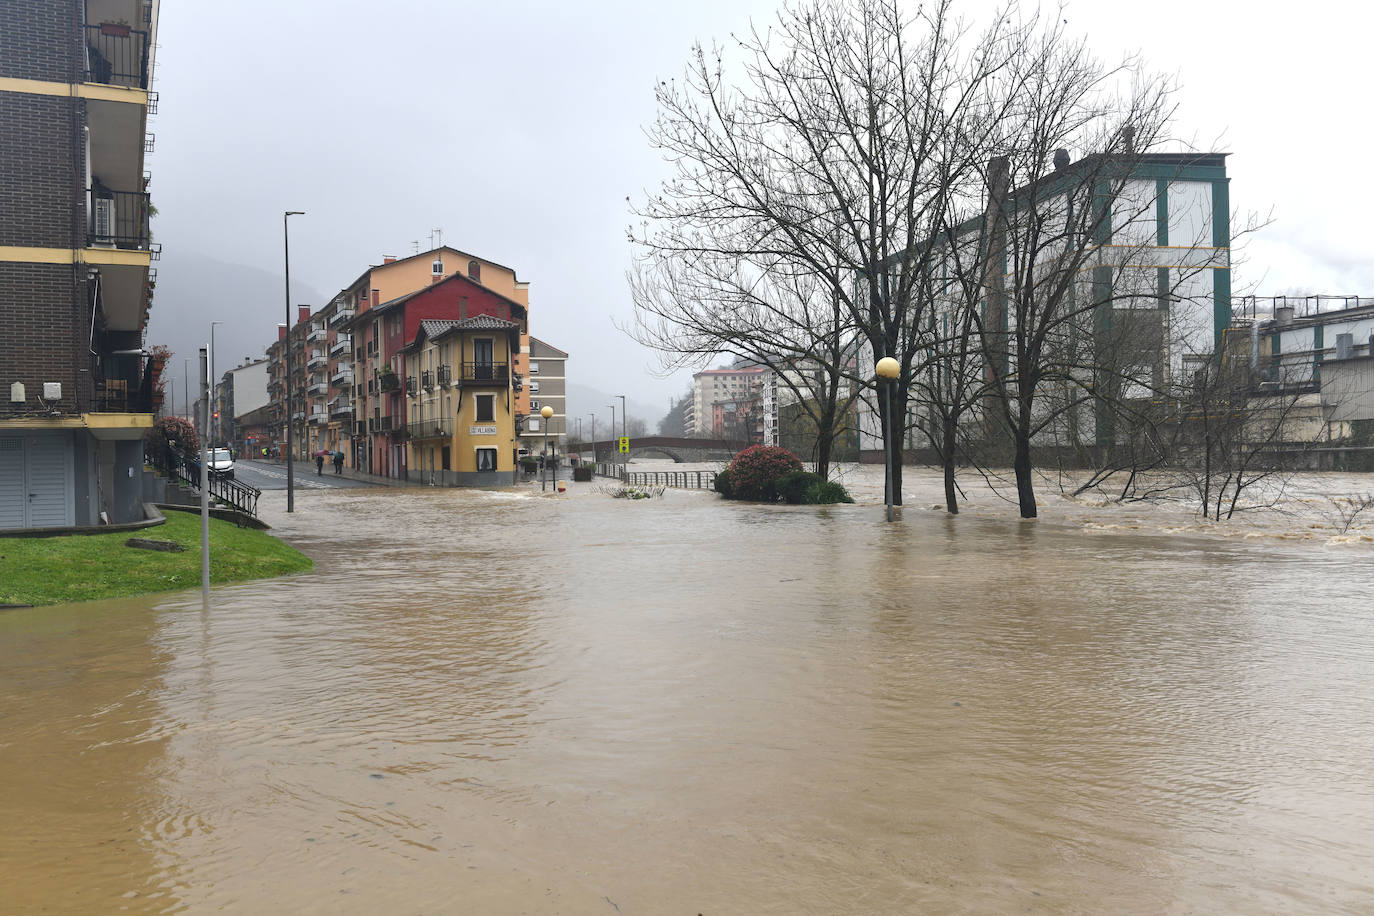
top-left (84, 24), bottom-right (150, 89)
top-left (170, 456), bottom-right (262, 520)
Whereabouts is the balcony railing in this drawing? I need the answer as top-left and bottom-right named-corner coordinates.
top-left (331, 367), bottom-right (353, 387)
top-left (329, 335), bottom-right (350, 357)
top-left (404, 377), bottom-right (418, 396)
top-left (330, 402), bottom-right (354, 418)
top-left (307, 379), bottom-right (328, 396)
top-left (421, 369), bottom-right (434, 391)
top-left (330, 308), bottom-right (355, 327)
top-left (308, 410), bottom-right (328, 425)
top-left (84, 24), bottom-right (150, 89)
top-left (458, 362), bottom-right (510, 386)
top-left (408, 418), bottom-right (448, 440)
top-left (307, 352), bottom-right (327, 370)
top-left (437, 364), bottom-right (451, 388)
top-left (378, 372), bottom-right (400, 393)
top-left (307, 326), bottom-right (327, 343)
top-left (89, 189), bottom-right (150, 250)
top-left (91, 378), bottom-right (153, 413)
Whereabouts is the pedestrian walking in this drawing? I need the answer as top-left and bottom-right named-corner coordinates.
top-left (315, 453), bottom-right (324, 476)
top-left (333, 451), bottom-right (343, 475)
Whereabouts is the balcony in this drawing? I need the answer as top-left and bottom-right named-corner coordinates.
top-left (330, 308), bottom-right (355, 328)
top-left (458, 362), bottom-right (510, 387)
top-left (331, 366), bottom-right (353, 387)
top-left (308, 409), bottom-right (327, 425)
top-left (91, 378), bottom-right (153, 413)
top-left (378, 372), bottom-right (400, 393)
top-left (405, 377), bottom-right (418, 397)
top-left (307, 351), bottom-right (327, 371)
top-left (329, 335), bottom-right (351, 357)
top-left (84, 24), bottom-right (151, 89)
top-left (437, 364), bottom-right (451, 388)
top-left (330, 402), bottom-right (354, 419)
top-left (307, 325), bottom-right (327, 343)
top-left (421, 369), bottom-right (434, 391)
top-left (407, 418), bottom-right (448, 440)
top-left (307, 378), bottom-right (328, 396)
top-left (89, 189), bottom-right (151, 250)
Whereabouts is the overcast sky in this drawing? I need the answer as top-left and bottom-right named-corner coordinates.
top-left (146, 0), bottom-right (1373, 411)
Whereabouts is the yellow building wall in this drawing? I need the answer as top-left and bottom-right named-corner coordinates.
top-left (403, 334), bottom-right (518, 474)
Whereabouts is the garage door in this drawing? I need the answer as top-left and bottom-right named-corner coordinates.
top-left (0, 435), bottom-right (74, 529)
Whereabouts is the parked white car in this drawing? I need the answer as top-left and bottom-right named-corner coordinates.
top-left (208, 447), bottom-right (235, 480)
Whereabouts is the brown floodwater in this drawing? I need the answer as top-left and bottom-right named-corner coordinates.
top-left (3, 469), bottom-right (1374, 913)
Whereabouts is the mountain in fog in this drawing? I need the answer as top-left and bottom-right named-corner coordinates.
top-left (144, 248), bottom-right (327, 395)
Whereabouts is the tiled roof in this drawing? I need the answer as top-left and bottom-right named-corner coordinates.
top-left (418, 319), bottom-right (460, 339)
top-left (449, 315), bottom-right (522, 331)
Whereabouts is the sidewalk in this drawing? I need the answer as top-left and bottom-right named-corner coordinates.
top-left (248, 458), bottom-right (426, 489)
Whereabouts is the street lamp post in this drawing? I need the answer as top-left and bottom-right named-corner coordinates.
top-left (283, 210), bottom-right (304, 512)
top-left (209, 320), bottom-right (222, 446)
top-left (540, 405), bottom-right (554, 491)
top-left (589, 414), bottom-right (596, 467)
top-left (617, 394), bottom-right (627, 468)
top-left (875, 356), bottom-right (900, 522)
top-left (607, 405), bottom-right (616, 477)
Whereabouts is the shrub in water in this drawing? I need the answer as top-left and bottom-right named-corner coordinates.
top-left (724, 445), bottom-right (803, 501)
top-left (713, 468), bottom-right (734, 499)
top-left (775, 470), bottom-right (822, 504)
top-left (804, 479), bottom-right (854, 504)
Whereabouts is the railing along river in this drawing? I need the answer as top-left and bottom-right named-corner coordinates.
top-left (601, 465), bottom-right (718, 490)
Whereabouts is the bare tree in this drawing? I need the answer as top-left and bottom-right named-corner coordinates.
top-left (631, 0), bottom-right (1041, 504)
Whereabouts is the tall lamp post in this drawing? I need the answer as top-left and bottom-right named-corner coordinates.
top-left (283, 210), bottom-right (304, 512)
top-left (617, 393), bottom-right (627, 467)
top-left (589, 413), bottom-right (596, 466)
top-left (209, 320), bottom-right (222, 446)
top-left (875, 356), bottom-right (900, 522)
top-left (540, 405), bottom-right (554, 491)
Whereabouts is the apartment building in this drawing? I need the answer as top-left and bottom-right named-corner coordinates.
top-left (518, 337), bottom-right (568, 457)
top-left (1, 0), bottom-right (163, 529)
top-left (403, 316), bottom-right (526, 485)
top-left (687, 366), bottom-right (765, 438)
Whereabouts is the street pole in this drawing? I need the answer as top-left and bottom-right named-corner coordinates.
top-left (590, 414), bottom-right (596, 467)
top-left (199, 347), bottom-right (210, 602)
top-left (875, 356), bottom-right (899, 523)
top-left (284, 210), bottom-right (303, 512)
top-left (209, 320), bottom-right (221, 446)
top-left (618, 394), bottom-right (626, 469)
top-left (183, 359), bottom-right (189, 421)
top-left (541, 419), bottom-right (548, 491)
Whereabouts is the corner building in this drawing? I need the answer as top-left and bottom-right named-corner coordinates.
top-left (1, 1), bottom-right (162, 529)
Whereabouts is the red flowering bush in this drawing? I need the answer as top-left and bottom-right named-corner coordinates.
top-left (144, 415), bottom-right (199, 469)
top-left (721, 445), bottom-right (803, 501)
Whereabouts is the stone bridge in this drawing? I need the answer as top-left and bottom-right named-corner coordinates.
top-left (578, 436), bottom-right (751, 463)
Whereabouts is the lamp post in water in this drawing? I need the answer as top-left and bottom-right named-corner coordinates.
top-left (541, 405), bottom-right (556, 491)
top-left (875, 356), bottom-right (900, 522)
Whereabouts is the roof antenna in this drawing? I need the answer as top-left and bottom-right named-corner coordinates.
top-left (431, 227), bottom-right (443, 250)
top-left (411, 240), bottom-right (420, 255)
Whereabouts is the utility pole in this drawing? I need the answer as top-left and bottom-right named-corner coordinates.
top-left (618, 394), bottom-right (627, 470)
top-left (284, 210), bottom-right (304, 511)
top-left (590, 414), bottom-right (596, 467)
top-left (199, 347), bottom-right (210, 602)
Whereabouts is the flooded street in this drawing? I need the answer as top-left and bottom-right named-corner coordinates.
top-left (3, 467), bottom-right (1374, 913)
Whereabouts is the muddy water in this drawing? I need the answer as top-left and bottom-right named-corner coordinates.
top-left (3, 471), bottom-right (1374, 913)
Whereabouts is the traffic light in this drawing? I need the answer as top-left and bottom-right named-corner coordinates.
top-left (212, 411), bottom-right (220, 419)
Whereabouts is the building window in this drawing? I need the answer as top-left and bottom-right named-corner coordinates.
top-left (527, 418), bottom-right (540, 432)
top-left (529, 380), bottom-right (539, 392)
top-left (528, 361), bottom-right (539, 375)
top-left (468, 260), bottom-right (481, 283)
top-left (530, 399), bottom-right (540, 410)
top-left (476, 448), bottom-right (496, 471)
top-left (475, 394), bottom-right (494, 423)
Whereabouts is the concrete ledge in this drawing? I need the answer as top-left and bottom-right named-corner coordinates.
top-left (0, 502), bottom-right (166, 540)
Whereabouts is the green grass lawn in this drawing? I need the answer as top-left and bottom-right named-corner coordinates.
top-left (0, 511), bottom-right (313, 607)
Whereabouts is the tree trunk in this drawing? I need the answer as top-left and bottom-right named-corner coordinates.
top-left (942, 416), bottom-right (959, 514)
top-left (1013, 429), bottom-right (1037, 518)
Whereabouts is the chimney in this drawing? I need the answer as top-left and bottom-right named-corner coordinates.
top-left (1053, 148), bottom-right (1071, 171)
top-left (277, 323), bottom-right (287, 341)
top-left (383, 255), bottom-right (396, 264)
top-left (298, 305), bottom-right (310, 325)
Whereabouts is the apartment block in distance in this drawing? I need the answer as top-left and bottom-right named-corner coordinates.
top-left (1, 0), bottom-right (163, 529)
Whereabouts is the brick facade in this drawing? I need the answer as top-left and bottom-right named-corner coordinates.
top-left (0, 3), bottom-right (79, 83)
top-left (0, 93), bottom-right (82, 248)
top-left (0, 262), bottom-right (87, 416)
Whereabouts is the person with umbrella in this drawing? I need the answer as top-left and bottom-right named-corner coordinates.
top-left (333, 450), bottom-right (344, 475)
top-left (315, 450), bottom-right (325, 476)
